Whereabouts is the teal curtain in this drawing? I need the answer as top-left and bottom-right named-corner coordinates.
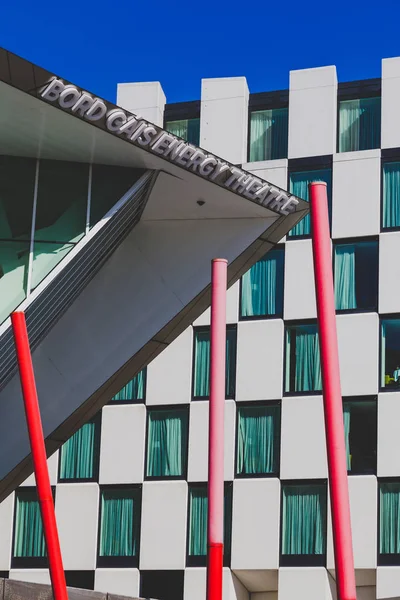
top-left (14, 493), bottom-right (46, 557)
top-left (334, 245), bottom-right (356, 310)
top-left (189, 488), bottom-right (208, 556)
top-left (282, 485), bottom-right (326, 555)
top-left (194, 329), bottom-right (236, 398)
top-left (383, 162), bottom-right (400, 229)
top-left (289, 169), bottom-right (332, 237)
top-left (249, 108), bottom-right (288, 162)
top-left (289, 325), bottom-right (322, 392)
top-left (380, 482), bottom-right (400, 554)
top-left (59, 420), bottom-right (96, 480)
top-left (166, 119), bottom-right (200, 145)
top-left (241, 249), bottom-right (284, 317)
top-left (147, 409), bottom-right (187, 477)
top-left (112, 369), bottom-right (145, 401)
top-left (237, 405), bottom-right (278, 474)
top-left (343, 404), bottom-right (352, 471)
top-left (99, 489), bottom-right (136, 557)
top-left (339, 97), bottom-right (381, 153)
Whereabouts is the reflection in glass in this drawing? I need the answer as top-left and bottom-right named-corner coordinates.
top-left (31, 241), bottom-right (74, 290)
top-left (90, 165), bottom-right (142, 226)
top-left (0, 241), bottom-right (30, 324)
top-left (0, 156), bottom-right (36, 241)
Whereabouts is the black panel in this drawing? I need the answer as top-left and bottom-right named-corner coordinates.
top-left (338, 78), bottom-right (381, 100)
top-left (164, 100), bottom-right (200, 122)
top-left (65, 571), bottom-right (95, 590)
top-left (249, 89), bottom-right (289, 110)
top-left (141, 571), bottom-right (184, 600)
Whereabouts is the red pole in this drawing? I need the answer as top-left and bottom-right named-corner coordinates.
top-left (207, 259), bottom-right (227, 600)
top-left (11, 312), bottom-right (68, 600)
top-left (309, 183), bottom-right (356, 600)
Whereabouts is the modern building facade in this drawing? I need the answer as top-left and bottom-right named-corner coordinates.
top-left (2, 54), bottom-right (400, 600)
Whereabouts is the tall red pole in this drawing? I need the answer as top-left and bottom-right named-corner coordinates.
top-left (11, 312), bottom-right (68, 600)
top-left (309, 183), bottom-right (356, 600)
top-left (207, 259), bottom-right (227, 600)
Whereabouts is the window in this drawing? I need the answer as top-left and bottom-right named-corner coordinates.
top-left (249, 108), bottom-right (288, 162)
top-left (240, 248), bottom-right (284, 319)
top-left (281, 482), bottom-right (327, 566)
top-left (59, 415), bottom-right (101, 482)
top-left (383, 162), bottom-right (400, 229)
top-left (381, 318), bottom-right (400, 390)
top-left (12, 488), bottom-right (52, 567)
top-left (379, 481), bottom-right (400, 565)
top-left (146, 407), bottom-right (188, 479)
top-left (338, 97), bottom-right (381, 152)
top-left (65, 572), bottom-right (95, 590)
top-left (141, 571), bottom-right (184, 600)
top-left (333, 240), bottom-right (378, 312)
top-left (288, 169), bottom-right (332, 238)
top-left (98, 486), bottom-right (141, 567)
top-left (187, 483), bottom-right (232, 566)
top-left (193, 326), bottom-right (237, 399)
top-left (236, 403), bottom-right (280, 476)
top-left (111, 368), bottom-right (147, 403)
top-left (343, 398), bottom-right (377, 475)
top-left (285, 324), bottom-right (322, 394)
top-left (165, 119), bottom-right (200, 146)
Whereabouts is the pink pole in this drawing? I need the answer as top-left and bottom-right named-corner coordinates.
top-left (309, 182), bottom-right (356, 600)
top-left (207, 258), bottom-right (227, 600)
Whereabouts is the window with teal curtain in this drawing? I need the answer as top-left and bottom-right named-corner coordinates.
top-left (193, 328), bottom-right (237, 398)
top-left (379, 482), bottom-right (400, 563)
top-left (288, 169), bottom-right (332, 237)
top-left (339, 97), bottom-right (381, 153)
top-left (380, 318), bottom-right (400, 390)
top-left (334, 241), bottom-right (378, 311)
top-left (343, 399), bottom-right (376, 475)
top-left (240, 248), bottom-right (284, 318)
top-left (383, 162), bottom-right (400, 229)
top-left (13, 489), bottom-right (46, 564)
top-left (98, 487), bottom-right (140, 566)
top-left (236, 404), bottom-right (280, 476)
top-left (281, 483), bottom-right (327, 564)
top-left (187, 484), bottom-right (232, 566)
top-left (146, 408), bottom-right (188, 478)
top-left (249, 108), bottom-right (288, 162)
top-left (165, 119), bottom-right (200, 146)
top-left (59, 418), bottom-right (99, 481)
top-left (285, 324), bottom-right (322, 393)
top-left (111, 369), bottom-right (146, 402)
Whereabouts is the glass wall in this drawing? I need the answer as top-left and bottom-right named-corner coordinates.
top-left (165, 119), bottom-right (200, 146)
top-left (58, 416), bottom-right (100, 481)
top-left (381, 318), bottom-right (400, 390)
top-left (236, 403), bottom-right (280, 476)
top-left (333, 240), bottom-right (378, 312)
top-left (379, 481), bottom-right (400, 565)
top-left (288, 169), bottom-right (332, 238)
top-left (383, 161), bottom-right (400, 229)
top-left (111, 369), bottom-right (147, 403)
top-left (12, 488), bottom-right (48, 567)
top-left (249, 108), bottom-right (288, 162)
top-left (338, 97), bottom-right (381, 152)
top-left (146, 407), bottom-right (189, 479)
top-left (240, 248), bottom-right (284, 319)
top-left (343, 398), bottom-right (377, 474)
top-left (285, 324), bottom-right (322, 394)
top-left (193, 327), bottom-right (237, 399)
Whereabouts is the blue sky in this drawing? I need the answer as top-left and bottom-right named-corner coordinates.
top-left (2, 1), bottom-right (400, 104)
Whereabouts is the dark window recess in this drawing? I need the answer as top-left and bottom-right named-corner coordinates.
top-left (343, 399), bottom-right (377, 475)
top-left (285, 324), bottom-right (321, 394)
top-left (333, 240), bottom-right (378, 312)
top-left (0, 572), bottom-right (8, 579)
top-left (141, 571), bottom-right (184, 600)
top-left (65, 571), bottom-right (95, 590)
top-left (0, 155), bottom-right (36, 240)
top-left (193, 326), bottom-right (237, 399)
top-left (381, 319), bottom-right (400, 390)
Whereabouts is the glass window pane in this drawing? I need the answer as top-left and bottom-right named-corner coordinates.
top-left (188, 486), bottom-right (232, 561)
top-left (381, 319), bottom-right (400, 389)
top-left (111, 369), bottom-right (146, 402)
top-left (59, 419), bottom-right (98, 481)
top-left (31, 241), bottom-right (75, 290)
top-left (193, 328), bottom-right (237, 398)
top-left (0, 241), bottom-right (29, 325)
top-left (288, 169), bottom-right (332, 237)
top-left (339, 97), bottom-right (381, 152)
top-left (0, 156), bottom-right (36, 241)
top-left (90, 165), bottom-right (144, 226)
top-left (35, 159), bottom-right (89, 243)
top-left (334, 241), bottom-right (378, 311)
top-left (285, 324), bottom-right (322, 393)
top-left (240, 248), bottom-right (284, 318)
top-left (146, 409), bottom-right (188, 478)
top-left (99, 488), bottom-right (138, 557)
top-left (383, 162), bottom-right (400, 229)
top-left (380, 482), bottom-right (400, 556)
top-left (165, 119), bottom-right (200, 146)
top-left (343, 400), bottom-right (376, 474)
top-left (249, 108), bottom-right (288, 162)
top-left (282, 484), bottom-right (327, 556)
top-left (237, 404), bottom-right (279, 475)
top-left (14, 490), bottom-right (46, 558)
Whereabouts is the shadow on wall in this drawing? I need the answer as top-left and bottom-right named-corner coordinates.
top-left (0, 578), bottom-right (145, 600)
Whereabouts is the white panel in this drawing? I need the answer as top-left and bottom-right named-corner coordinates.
top-left (140, 481), bottom-right (187, 569)
top-left (288, 66), bottom-right (337, 158)
top-left (116, 82), bottom-right (166, 127)
top-left (231, 479), bottom-right (280, 570)
top-left (378, 392), bottom-right (400, 476)
top-left (280, 396), bottom-right (327, 479)
top-left (279, 568), bottom-right (336, 600)
top-left (99, 405), bottom-right (145, 484)
top-left (187, 400), bottom-right (235, 482)
top-left (193, 281), bottom-right (240, 326)
top-left (9, 570), bottom-right (51, 584)
top-left (337, 313), bottom-right (379, 396)
top-left (349, 476), bottom-right (377, 569)
top-left (55, 483), bottom-right (98, 569)
top-left (379, 232), bottom-right (400, 314)
top-left (382, 57), bottom-right (400, 149)
top-left (284, 239), bottom-right (316, 320)
top-left (146, 327), bottom-right (193, 405)
top-left (377, 566), bottom-right (400, 599)
top-left (332, 151), bottom-right (380, 238)
top-left (184, 568), bottom-right (206, 600)
top-left (243, 159), bottom-right (288, 190)
top-left (200, 77), bottom-right (249, 165)
top-left (21, 452), bottom-right (58, 486)
top-left (236, 320), bottom-right (283, 401)
top-left (95, 568), bottom-right (139, 596)
top-left (0, 492), bottom-right (13, 569)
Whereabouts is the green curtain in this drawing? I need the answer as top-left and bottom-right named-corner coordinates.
top-left (59, 421), bottom-right (96, 480)
top-left (289, 169), bottom-right (332, 237)
top-left (291, 325), bottom-right (322, 392)
top-left (339, 97), bottom-right (381, 153)
top-left (282, 485), bottom-right (326, 555)
top-left (343, 404), bottom-right (352, 471)
top-left (14, 493), bottom-right (46, 557)
top-left (194, 330), bottom-right (236, 398)
top-left (380, 482), bottom-right (400, 554)
top-left (99, 489), bottom-right (136, 557)
top-left (241, 249), bottom-right (284, 317)
top-left (237, 405), bottom-right (278, 474)
top-left (249, 108), bottom-right (288, 162)
top-left (189, 488), bottom-right (208, 556)
top-left (334, 245), bottom-right (356, 310)
top-left (383, 162), bottom-right (400, 229)
top-left (112, 370), bottom-right (145, 401)
top-left (147, 409), bottom-right (187, 477)
top-left (166, 119), bottom-right (200, 145)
